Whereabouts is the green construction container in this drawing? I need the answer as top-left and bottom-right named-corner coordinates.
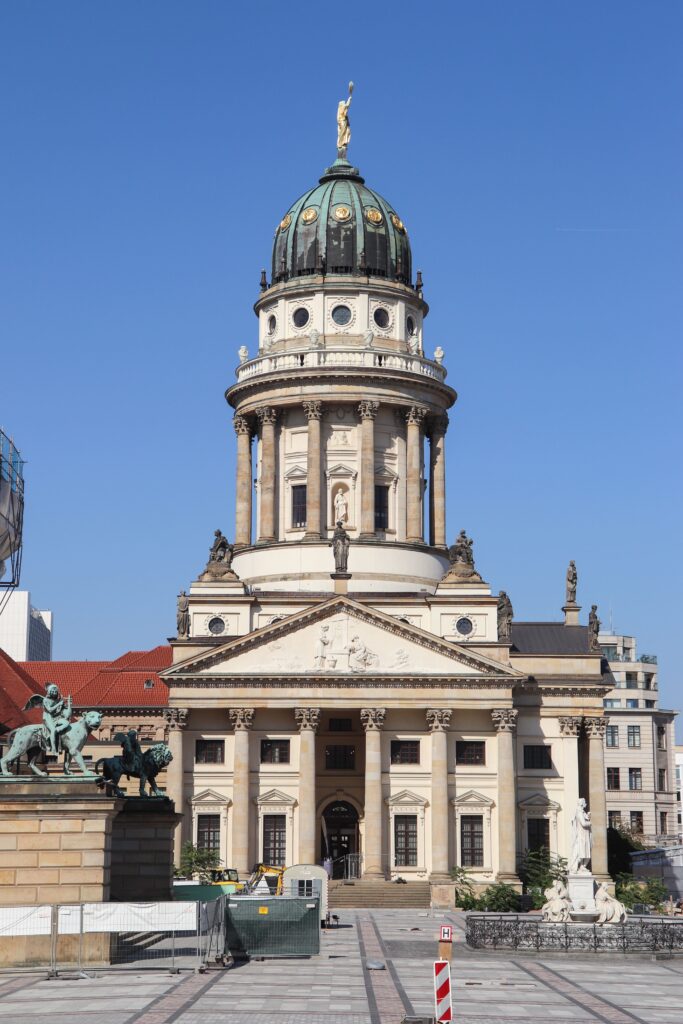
top-left (224, 896), bottom-right (320, 957)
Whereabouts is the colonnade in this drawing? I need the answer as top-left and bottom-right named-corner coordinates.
top-left (232, 401), bottom-right (448, 548)
top-left (162, 705), bottom-right (608, 879)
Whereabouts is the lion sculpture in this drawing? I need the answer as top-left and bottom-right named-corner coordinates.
top-left (95, 742), bottom-right (173, 797)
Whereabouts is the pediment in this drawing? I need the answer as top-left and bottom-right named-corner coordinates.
top-left (256, 788), bottom-right (297, 807)
top-left (386, 789), bottom-right (428, 807)
top-left (327, 463), bottom-right (356, 478)
top-left (518, 792), bottom-right (561, 811)
top-left (189, 788), bottom-right (230, 806)
top-left (452, 789), bottom-right (495, 808)
top-left (284, 465), bottom-right (307, 480)
top-left (164, 596), bottom-right (524, 681)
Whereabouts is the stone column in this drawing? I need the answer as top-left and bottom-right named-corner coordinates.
top-left (559, 716), bottom-right (582, 861)
top-left (491, 708), bottom-right (519, 884)
top-left (427, 708), bottom-right (452, 879)
top-left (406, 405), bottom-right (428, 543)
top-left (584, 716), bottom-right (609, 879)
top-left (361, 707), bottom-right (386, 877)
top-left (229, 708), bottom-right (254, 877)
top-left (256, 407), bottom-right (277, 542)
top-left (303, 402), bottom-right (323, 540)
top-left (294, 707), bottom-right (320, 863)
top-left (234, 415), bottom-right (253, 547)
top-left (428, 414), bottom-right (448, 548)
top-left (358, 400), bottom-right (379, 539)
top-left (163, 708), bottom-right (189, 865)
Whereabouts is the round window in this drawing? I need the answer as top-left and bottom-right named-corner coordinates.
top-left (331, 305), bottom-right (352, 326)
top-left (293, 307), bottom-right (309, 329)
top-left (406, 315), bottom-right (416, 336)
top-left (456, 617), bottom-right (474, 637)
top-left (373, 307), bottom-right (390, 330)
top-left (208, 617), bottom-right (225, 635)
top-left (267, 315), bottom-right (276, 335)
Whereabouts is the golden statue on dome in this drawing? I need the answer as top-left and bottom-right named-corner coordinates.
top-left (336, 81), bottom-right (354, 158)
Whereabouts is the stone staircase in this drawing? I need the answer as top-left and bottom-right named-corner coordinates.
top-left (328, 879), bottom-right (432, 909)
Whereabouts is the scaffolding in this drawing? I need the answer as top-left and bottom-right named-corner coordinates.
top-left (0, 428), bottom-right (24, 615)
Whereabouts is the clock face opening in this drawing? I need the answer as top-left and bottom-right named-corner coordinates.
top-left (208, 617), bottom-right (225, 635)
top-left (456, 617), bottom-right (474, 637)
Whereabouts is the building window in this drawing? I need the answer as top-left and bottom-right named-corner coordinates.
top-left (523, 745), bottom-right (552, 770)
top-left (659, 811), bottom-right (668, 834)
top-left (602, 645), bottom-right (618, 660)
top-left (625, 700), bottom-right (639, 709)
top-left (627, 726), bottom-right (641, 748)
top-left (325, 745), bottom-right (355, 770)
top-left (197, 814), bottom-right (220, 851)
top-left (605, 726), bottom-right (619, 748)
top-left (391, 740), bottom-right (420, 765)
top-left (628, 768), bottom-right (642, 791)
top-left (263, 814), bottom-right (286, 865)
top-left (460, 815), bottom-right (484, 867)
top-left (644, 675), bottom-right (653, 690)
top-left (260, 740), bottom-right (290, 764)
top-left (527, 818), bottom-right (550, 852)
top-left (657, 726), bottom-right (666, 750)
top-left (329, 718), bottom-right (352, 732)
top-left (375, 485), bottom-right (390, 530)
top-left (658, 768), bottom-right (667, 791)
top-left (608, 811), bottom-right (622, 829)
top-left (630, 811), bottom-right (644, 834)
top-left (604, 699), bottom-right (621, 709)
top-left (625, 673), bottom-right (638, 689)
top-left (607, 767), bottom-right (620, 790)
top-left (291, 485), bottom-right (307, 528)
top-left (195, 740), bottom-right (225, 764)
top-left (456, 741), bottom-right (486, 766)
top-left (394, 815), bottom-right (418, 867)
top-left (645, 701), bottom-right (655, 709)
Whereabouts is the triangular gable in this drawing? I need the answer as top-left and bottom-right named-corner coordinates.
top-left (190, 788), bottom-right (231, 806)
top-left (518, 793), bottom-right (561, 811)
top-left (452, 790), bottom-right (495, 809)
top-left (163, 596), bottom-right (523, 680)
top-left (255, 788), bottom-right (297, 807)
top-left (386, 789), bottom-right (428, 808)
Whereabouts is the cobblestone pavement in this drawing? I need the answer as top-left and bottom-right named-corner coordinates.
top-left (0, 909), bottom-right (682, 1023)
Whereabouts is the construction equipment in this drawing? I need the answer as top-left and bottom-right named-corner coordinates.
top-left (245, 863), bottom-right (285, 895)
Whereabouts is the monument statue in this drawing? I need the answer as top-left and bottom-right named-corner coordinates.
top-left (450, 529), bottom-right (474, 566)
top-left (595, 882), bottom-right (628, 924)
top-left (336, 81), bottom-right (354, 158)
top-left (588, 604), bottom-right (601, 651)
top-left (0, 709), bottom-right (102, 777)
top-left (541, 879), bottom-right (572, 923)
top-left (95, 733), bottom-right (173, 797)
top-left (209, 529), bottom-right (232, 567)
top-left (497, 591), bottom-right (513, 641)
top-left (331, 519), bottom-right (350, 574)
top-left (177, 590), bottom-right (190, 639)
top-left (569, 798), bottom-right (592, 874)
top-left (41, 683), bottom-right (72, 754)
top-left (334, 488), bottom-right (348, 523)
top-left (566, 560), bottom-right (578, 604)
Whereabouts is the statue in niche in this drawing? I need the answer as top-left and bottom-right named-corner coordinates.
top-left (314, 625), bottom-right (330, 671)
top-left (497, 591), bottom-right (513, 641)
top-left (566, 560), bottom-right (578, 604)
top-left (541, 879), bottom-right (572, 923)
top-left (595, 882), bottom-right (627, 924)
top-left (177, 590), bottom-right (190, 639)
top-left (334, 487), bottom-right (348, 523)
top-left (408, 335), bottom-right (420, 355)
top-left (348, 634), bottom-right (379, 673)
top-left (331, 520), bottom-right (350, 575)
top-left (569, 798), bottom-right (592, 874)
top-left (588, 604), bottom-right (601, 651)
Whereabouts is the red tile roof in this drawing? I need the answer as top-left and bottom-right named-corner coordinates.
top-left (26, 661), bottom-right (107, 696)
top-left (0, 648), bottom-right (44, 730)
top-left (75, 669), bottom-right (169, 708)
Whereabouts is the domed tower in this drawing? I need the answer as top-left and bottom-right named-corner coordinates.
top-left (227, 99), bottom-right (455, 594)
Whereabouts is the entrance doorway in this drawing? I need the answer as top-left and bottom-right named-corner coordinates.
top-left (321, 800), bottom-right (359, 878)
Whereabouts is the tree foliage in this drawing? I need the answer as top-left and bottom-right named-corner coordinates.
top-left (176, 841), bottom-right (221, 882)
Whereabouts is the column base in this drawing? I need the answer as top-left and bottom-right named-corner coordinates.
top-left (256, 536), bottom-right (275, 544)
top-left (363, 869), bottom-right (384, 879)
top-left (303, 532), bottom-right (321, 541)
top-left (496, 872), bottom-right (522, 891)
top-left (359, 532), bottom-right (376, 541)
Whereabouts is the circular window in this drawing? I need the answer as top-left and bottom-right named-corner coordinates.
top-left (331, 305), bottom-right (352, 326)
top-left (406, 316), bottom-right (416, 336)
top-left (456, 617), bottom-right (474, 637)
top-left (373, 307), bottom-right (390, 330)
top-left (293, 307), bottom-right (310, 329)
top-left (267, 315), bottom-right (276, 335)
top-left (208, 617), bottom-right (225, 635)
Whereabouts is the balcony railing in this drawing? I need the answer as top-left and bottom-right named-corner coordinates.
top-left (235, 347), bottom-right (447, 384)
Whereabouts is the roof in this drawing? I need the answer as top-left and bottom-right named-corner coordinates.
top-left (19, 646), bottom-right (172, 709)
top-left (511, 623), bottom-right (591, 656)
top-left (0, 647), bottom-right (43, 730)
top-left (26, 661), bottom-right (107, 694)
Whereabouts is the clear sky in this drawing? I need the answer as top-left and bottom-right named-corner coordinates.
top-left (2, 2), bottom-right (681, 727)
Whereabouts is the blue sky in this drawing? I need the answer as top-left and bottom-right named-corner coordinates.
top-left (2, 2), bottom-right (681, 725)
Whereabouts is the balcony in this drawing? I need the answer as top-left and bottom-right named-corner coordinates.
top-left (235, 347), bottom-right (448, 384)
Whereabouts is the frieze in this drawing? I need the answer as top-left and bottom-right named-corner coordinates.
top-left (168, 676), bottom-right (516, 689)
top-left (163, 708), bottom-right (189, 730)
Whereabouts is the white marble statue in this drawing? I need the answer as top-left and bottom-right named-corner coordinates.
top-left (433, 346), bottom-right (444, 364)
top-left (570, 798), bottom-right (592, 874)
top-left (595, 883), bottom-right (627, 924)
top-left (314, 625), bottom-right (330, 670)
top-left (334, 487), bottom-right (348, 523)
top-left (348, 635), bottom-right (378, 673)
top-left (541, 879), bottom-right (572, 923)
top-left (238, 345), bottom-right (249, 364)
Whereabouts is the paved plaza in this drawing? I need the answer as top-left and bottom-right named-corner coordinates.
top-left (0, 910), bottom-right (681, 1024)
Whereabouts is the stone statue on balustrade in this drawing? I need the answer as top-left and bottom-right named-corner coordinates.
top-left (177, 590), bottom-right (190, 639)
top-left (588, 604), bottom-right (601, 652)
top-left (566, 560), bottom-right (578, 604)
top-left (199, 529), bottom-right (238, 581)
top-left (497, 591), bottom-right (513, 641)
top-left (441, 529), bottom-right (483, 583)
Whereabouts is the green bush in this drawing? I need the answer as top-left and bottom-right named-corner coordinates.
top-left (475, 883), bottom-right (520, 913)
top-left (519, 847), bottom-right (568, 896)
top-left (615, 872), bottom-right (669, 911)
top-left (450, 865), bottom-right (476, 907)
top-left (176, 841), bottom-right (221, 883)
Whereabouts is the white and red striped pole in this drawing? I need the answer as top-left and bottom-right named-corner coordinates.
top-left (434, 958), bottom-right (452, 1022)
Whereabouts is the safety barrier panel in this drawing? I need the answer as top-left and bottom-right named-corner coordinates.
top-left (225, 896), bottom-right (320, 958)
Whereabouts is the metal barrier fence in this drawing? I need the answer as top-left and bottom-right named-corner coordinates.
top-left (466, 912), bottom-right (683, 953)
top-left (225, 896), bottom-right (320, 958)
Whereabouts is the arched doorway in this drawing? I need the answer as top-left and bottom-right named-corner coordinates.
top-left (321, 800), bottom-right (359, 878)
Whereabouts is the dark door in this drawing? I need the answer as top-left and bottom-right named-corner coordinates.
top-left (321, 800), bottom-right (359, 878)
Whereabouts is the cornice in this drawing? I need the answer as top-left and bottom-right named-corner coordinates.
top-left (226, 369), bottom-right (456, 410)
top-left (165, 675), bottom-right (516, 690)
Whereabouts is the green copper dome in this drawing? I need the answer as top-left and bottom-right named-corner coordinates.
top-left (272, 159), bottom-right (412, 286)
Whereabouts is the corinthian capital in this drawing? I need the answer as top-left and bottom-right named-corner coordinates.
top-left (584, 716), bottom-right (607, 739)
top-left (491, 708), bottom-right (518, 733)
top-left (558, 716), bottom-right (583, 737)
top-left (426, 708), bottom-right (452, 732)
top-left (429, 413), bottom-right (449, 438)
top-left (256, 406), bottom-right (278, 426)
top-left (303, 401), bottom-right (322, 421)
top-left (229, 707), bottom-right (255, 732)
top-left (294, 707), bottom-right (320, 732)
top-left (163, 708), bottom-right (189, 731)
top-left (358, 400), bottom-right (379, 421)
top-left (233, 414), bottom-right (252, 436)
top-left (405, 404), bottom-right (428, 426)
top-left (360, 707), bottom-right (386, 731)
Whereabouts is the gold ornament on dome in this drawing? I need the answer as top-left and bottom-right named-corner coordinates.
top-left (301, 207), bottom-right (318, 224)
top-left (391, 213), bottom-right (405, 232)
top-left (279, 213), bottom-right (292, 231)
top-left (333, 205), bottom-right (351, 222)
top-left (365, 207), bottom-right (383, 225)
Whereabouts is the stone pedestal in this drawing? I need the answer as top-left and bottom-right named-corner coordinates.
top-left (109, 797), bottom-right (182, 902)
top-left (567, 872), bottom-right (597, 922)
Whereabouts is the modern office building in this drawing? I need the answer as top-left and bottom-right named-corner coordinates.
top-left (0, 590), bottom-right (53, 662)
